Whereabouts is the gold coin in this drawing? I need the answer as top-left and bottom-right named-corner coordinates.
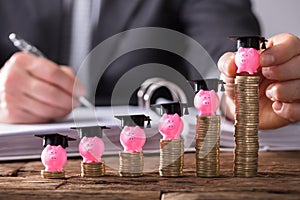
top-left (195, 115), bottom-right (220, 177)
top-left (159, 139), bottom-right (184, 177)
top-left (119, 152), bottom-right (143, 177)
top-left (41, 170), bottom-right (65, 179)
top-left (234, 76), bottom-right (259, 178)
top-left (81, 162), bottom-right (105, 177)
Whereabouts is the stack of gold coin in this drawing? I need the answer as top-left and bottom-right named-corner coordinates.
top-left (234, 75), bottom-right (260, 177)
top-left (119, 151), bottom-right (143, 177)
top-left (41, 170), bottom-right (65, 179)
top-left (81, 162), bottom-right (105, 177)
top-left (159, 139), bottom-right (184, 177)
top-left (195, 115), bottom-right (220, 177)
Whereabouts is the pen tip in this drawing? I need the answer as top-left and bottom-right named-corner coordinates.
top-left (9, 33), bottom-right (16, 40)
top-left (78, 96), bottom-right (95, 109)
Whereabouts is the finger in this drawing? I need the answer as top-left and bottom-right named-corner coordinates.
top-left (265, 79), bottom-right (300, 102)
top-left (220, 73), bottom-right (234, 99)
top-left (272, 101), bottom-right (300, 123)
top-left (2, 64), bottom-right (73, 110)
top-left (261, 33), bottom-right (300, 67)
top-left (0, 108), bottom-right (50, 124)
top-left (217, 52), bottom-right (237, 77)
top-left (3, 91), bottom-right (71, 120)
top-left (0, 96), bottom-right (50, 124)
top-left (218, 52), bottom-right (236, 99)
top-left (25, 77), bottom-right (74, 110)
top-left (61, 66), bottom-right (87, 97)
top-left (60, 65), bottom-right (75, 78)
top-left (262, 54), bottom-right (300, 81)
top-left (9, 53), bottom-right (75, 95)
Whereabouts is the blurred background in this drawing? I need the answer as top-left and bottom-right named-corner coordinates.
top-left (252, 0), bottom-right (300, 37)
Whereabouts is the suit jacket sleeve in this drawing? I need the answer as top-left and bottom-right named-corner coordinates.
top-left (179, 0), bottom-right (261, 63)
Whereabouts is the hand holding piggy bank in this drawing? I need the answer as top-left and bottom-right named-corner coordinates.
top-left (120, 126), bottom-right (146, 153)
top-left (79, 136), bottom-right (105, 163)
top-left (41, 145), bottom-right (67, 172)
top-left (158, 113), bottom-right (183, 140)
top-left (235, 47), bottom-right (260, 74)
top-left (194, 89), bottom-right (220, 116)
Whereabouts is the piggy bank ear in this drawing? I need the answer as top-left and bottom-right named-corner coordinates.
top-left (92, 136), bottom-right (98, 141)
top-left (158, 114), bottom-right (168, 129)
top-left (122, 126), bottom-right (131, 135)
top-left (55, 145), bottom-right (64, 150)
top-left (133, 126), bottom-right (143, 134)
top-left (172, 113), bottom-right (180, 120)
top-left (210, 90), bottom-right (220, 108)
top-left (237, 47), bottom-right (243, 53)
top-left (246, 48), bottom-right (255, 55)
top-left (161, 114), bottom-right (168, 120)
top-left (81, 136), bottom-right (88, 142)
top-left (123, 126), bottom-right (130, 131)
top-left (44, 145), bottom-right (53, 151)
top-left (198, 89), bottom-right (204, 95)
top-left (194, 91), bottom-right (201, 109)
top-left (132, 126), bottom-right (139, 131)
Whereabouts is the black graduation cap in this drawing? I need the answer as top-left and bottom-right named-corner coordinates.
top-left (35, 133), bottom-right (76, 149)
top-left (71, 126), bottom-right (109, 139)
top-left (230, 36), bottom-right (268, 50)
top-left (115, 114), bottom-right (151, 128)
top-left (188, 79), bottom-right (225, 93)
top-left (151, 102), bottom-right (189, 116)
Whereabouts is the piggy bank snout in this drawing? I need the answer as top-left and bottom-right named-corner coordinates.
top-left (167, 124), bottom-right (174, 129)
top-left (86, 143), bottom-right (93, 151)
top-left (203, 99), bottom-right (210, 105)
top-left (87, 148), bottom-right (92, 152)
top-left (49, 151), bottom-right (57, 159)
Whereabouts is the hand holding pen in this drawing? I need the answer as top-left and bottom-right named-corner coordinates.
top-left (0, 33), bottom-right (91, 123)
top-left (9, 33), bottom-right (94, 109)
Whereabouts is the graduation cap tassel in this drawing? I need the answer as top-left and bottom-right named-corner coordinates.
top-left (146, 118), bottom-right (151, 128)
top-left (261, 38), bottom-right (267, 50)
top-left (219, 80), bottom-right (225, 92)
top-left (184, 105), bottom-right (189, 115)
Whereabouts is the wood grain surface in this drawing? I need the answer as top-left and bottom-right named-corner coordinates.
top-left (0, 151), bottom-right (299, 200)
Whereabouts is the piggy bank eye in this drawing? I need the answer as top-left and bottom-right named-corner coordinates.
top-left (168, 119), bottom-right (171, 122)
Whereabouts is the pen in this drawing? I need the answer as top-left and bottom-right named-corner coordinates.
top-left (9, 33), bottom-right (95, 109)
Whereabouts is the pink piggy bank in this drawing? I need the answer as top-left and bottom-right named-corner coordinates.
top-left (41, 145), bottom-right (67, 172)
top-left (79, 136), bottom-right (105, 163)
top-left (158, 114), bottom-right (184, 140)
top-left (194, 89), bottom-right (220, 116)
top-left (120, 126), bottom-right (146, 153)
top-left (235, 47), bottom-right (260, 74)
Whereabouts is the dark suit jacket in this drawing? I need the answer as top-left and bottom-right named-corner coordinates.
top-left (0, 0), bottom-right (260, 105)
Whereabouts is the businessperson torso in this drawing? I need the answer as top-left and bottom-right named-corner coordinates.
top-left (0, 0), bottom-right (260, 105)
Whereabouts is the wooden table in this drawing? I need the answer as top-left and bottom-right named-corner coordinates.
top-left (0, 151), bottom-right (299, 200)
